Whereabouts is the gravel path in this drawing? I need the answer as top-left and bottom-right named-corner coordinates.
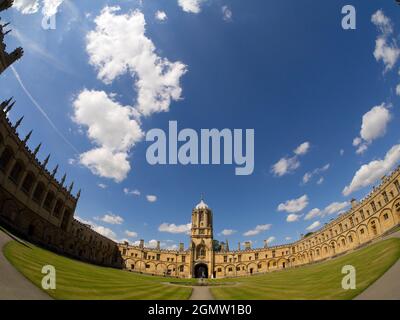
top-left (0, 229), bottom-right (51, 300)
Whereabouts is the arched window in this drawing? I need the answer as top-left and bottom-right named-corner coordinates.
top-left (0, 147), bottom-right (14, 172)
top-left (9, 160), bottom-right (25, 184)
top-left (32, 182), bottom-right (45, 203)
top-left (21, 172), bottom-right (35, 194)
top-left (43, 191), bottom-right (55, 211)
top-left (53, 199), bottom-right (63, 218)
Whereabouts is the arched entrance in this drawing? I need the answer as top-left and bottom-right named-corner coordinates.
top-left (194, 263), bottom-right (208, 278)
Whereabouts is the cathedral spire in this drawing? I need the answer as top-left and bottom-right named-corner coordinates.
top-left (52, 164), bottom-right (58, 177)
top-left (43, 154), bottom-right (50, 168)
top-left (13, 116), bottom-right (23, 129)
top-left (4, 100), bottom-right (15, 113)
top-left (60, 173), bottom-right (66, 186)
top-left (33, 143), bottom-right (41, 156)
top-left (1, 97), bottom-right (12, 110)
top-left (68, 181), bottom-right (74, 193)
top-left (23, 130), bottom-right (32, 144)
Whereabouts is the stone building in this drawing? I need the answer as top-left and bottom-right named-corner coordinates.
top-left (1, 0), bottom-right (399, 279)
top-left (119, 169), bottom-right (400, 278)
top-left (0, 2), bottom-right (121, 268)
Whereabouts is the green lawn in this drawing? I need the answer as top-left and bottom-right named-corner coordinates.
top-left (3, 237), bottom-right (400, 300)
top-left (3, 241), bottom-right (193, 300)
top-left (209, 238), bottom-right (400, 300)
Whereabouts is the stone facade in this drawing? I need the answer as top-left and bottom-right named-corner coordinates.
top-left (119, 169), bottom-right (400, 278)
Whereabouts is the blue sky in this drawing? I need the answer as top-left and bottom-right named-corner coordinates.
top-left (1, 0), bottom-right (400, 250)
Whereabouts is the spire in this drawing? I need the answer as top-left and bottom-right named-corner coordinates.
top-left (60, 173), bottom-right (66, 186)
top-left (33, 143), bottom-right (41, 156)
top-left (76, 189), bottom-right (81, 200)
top-left (51, 164), bottom-right (58, 177)
top-left (13, 116), bottom-right (23, 129)
top-left (4, 100), bottom-right (15, 113)
top-left (225, 239), bottom-right (229, 251)
top-left (42, 154), bottom-right (50, 168)
top-left (1, 97), bottom-right (12, 110)
top-left (23, 130), bottom-right (32, 144)
top-left (68, 181), bottom-right (74, 193)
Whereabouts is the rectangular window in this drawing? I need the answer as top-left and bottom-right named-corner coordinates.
top-left (223, 256), bottom-right (227, 263)
top-left (382, 192), bottom-right (389, 203)
top-left (395, 180), bottom-right (400, 193)
top-left (371, 201), bottom-right (377, 212)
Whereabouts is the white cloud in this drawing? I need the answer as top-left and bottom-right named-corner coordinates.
top-left (302, 164), bottom-right (330, 184)
top-left (286, 214), bottom-right (300, 223)
top-left (294, 142), bottom-right (310, 156)
top-left (324, 201), bottom-right (349, 215)
top-left (271, 156), bottom-right (300, 177)
top-left (222, 5), bottom-right (232, 21)
top-left (98, 183), bottom-right (107, 189)
top-left (396, 84), bottom-right (400, 96)
top-left (86, 7), bottom-right (187, 116)
top-left (306, 221), bottom-right (320, 231)
top-left (266, 236), bottom-right (276, 244)
top-left (124, 188), bottom-right (141, 196)
top-left (158, 223), bottom-right (191, 234)
top-left (304, 201), bottom-right (349, 221)
top-left (221, 229), bottom-right (236, 236)
top-left (243, 224), bottom-right (272, 236)
top-left (371, 10), bottom-right (400, 71)
top-left (177, 0), bottom-right (205, 14)
top-left (146, 195), bottom-right (157, 202)
top-left (317, 177), bottom-right (324, 185)
top-left (304, 208), bottom-right (321, 221)
top-left (96, 213), bottom-right (124, 225)
top-left (155, 10), bottom-right (167, 21)
top-left (343, 144), bottom-right (400, 196)
top-left (285, 236), bottom-right (292, 241)
top-left (277, 195), bottom-right (308, 213)
top-left (73, 90), bottom-right (144, 182)
top-left (353, 103), bottom-right (392, 154)
top-left (340, 149), bottom-right (345, 156)
top-left (272, 142), bottom-right (310, 176)
top-left (125, 230), bottom-right (138, 238)
top-left (13, 0), bottom-right (40, 14)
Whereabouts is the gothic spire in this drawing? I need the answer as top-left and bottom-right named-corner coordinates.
top-left (68, 181), bottom-right (74, 193)
top-left (52, 164), bottom-right (58, 177)
top-left (23, 130), bottom-right (32, 144)
top-left (33, 143), bottom-right (41, 156)
top-left (60, 173), bottom-right (66, 186)
top-left (14, 116), bottom-right (23, 129)
top-left (1, 97), bottom-right (12, 110)
top-left (42, 154), bottom-right (50, 168)
top-left (76, 189), bottom-right (81, 200)
top-left (4, 100), bottom-right (15, 113)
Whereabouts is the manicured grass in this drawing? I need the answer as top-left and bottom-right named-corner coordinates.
top-left (3, 241), bottom-right (193, 300)
top-left (209, 238), bottom-right (400, 300)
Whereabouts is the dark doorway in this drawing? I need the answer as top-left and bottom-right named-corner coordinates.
top-left (28, 224), bottom-right (35, 237)
top-left (282, 262), bottom-right (286, 269)
top-left (250, 268), bottom-right (253, 275)
top-left (194, 263), bottom-right (208, 278)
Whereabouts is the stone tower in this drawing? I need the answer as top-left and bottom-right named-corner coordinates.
top-left (190, 198), bottom-right (214, 278)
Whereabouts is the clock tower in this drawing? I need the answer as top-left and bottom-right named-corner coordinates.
top-left (190, 198), bottom-right (214, 278)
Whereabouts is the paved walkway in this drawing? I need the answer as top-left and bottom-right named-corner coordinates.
top-left (355, 230), bottom-right (400, 300)
top-left (0, 229), bottom-right (51, 300)
top-left (189, 286), bottom-right (214, 300)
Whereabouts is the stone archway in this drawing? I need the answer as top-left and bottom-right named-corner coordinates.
top-left (194, 263), bottom-right (208, 279)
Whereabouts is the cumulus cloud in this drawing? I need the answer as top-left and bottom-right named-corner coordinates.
top-left (272, 142), bottom-right (310, 176)
top-left (146, 195), bottom-right (157, 203)
top-left (42, 0), bottom-right (64, 17)
top-left (343, 144), bottom-right (400, 196)
top-left (294, 142), bottom-right (310, 156)
top-left (125, 230), bottom-right (138, 238)
top-left (159, 223), bottom-right (191, 234)
top-left (96, 213), bottom-right (124, 225)
top-left (286, 214), bottom-right (301, 223)
top-left (306, 221), bottom-right (320, 231)
top-left (243, 224), bottom-right (272, 236)
top-left (304, 201), bottom-right (349, 220)
top-left (371, 10), bottom-right (400, 71)
top-left (396, 84), bottom-right (400, 96)
top-left (353, 103), bottom-right (392, 154)
top-left (13, 0), bottom-right (40, 14)
top-left (86, 7), bottom-right (187, 116)
top-left (155, 10), bottom-right (167, 21)
top-left (277, 195), bottom-right (309, 213)
top-left (98, 183), bottom-right (107, 189)
top-left (221, 229), bottom-right (236, 236)
top-left (177, 0), bottom-right (205, 14)
top-left (302, 164), bottom-right (330, 184)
